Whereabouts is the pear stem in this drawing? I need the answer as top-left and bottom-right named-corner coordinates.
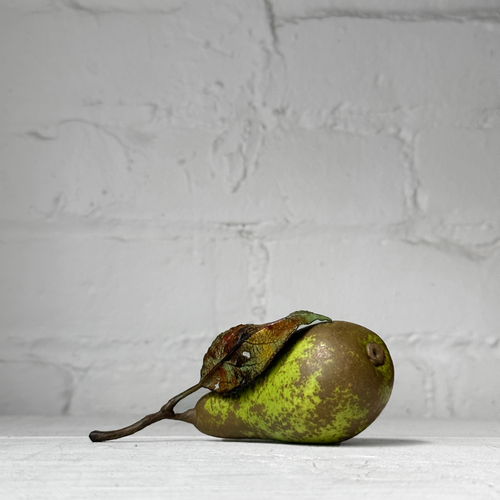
top-left (88, 381), bottom-right (203, 442)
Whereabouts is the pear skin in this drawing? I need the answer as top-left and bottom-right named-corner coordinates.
top-left (187, 321), bottom-right (394, 444)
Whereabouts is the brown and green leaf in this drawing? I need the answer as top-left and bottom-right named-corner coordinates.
top-left (199, 310), bottom-right (332, 393)
top-left (88, 310), bottom-right (333, 441)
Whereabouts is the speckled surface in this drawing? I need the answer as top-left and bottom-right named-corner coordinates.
top-left (1, 416), bottom-right (499, 499)
top-left (194, 322), bottom-right (394, 442)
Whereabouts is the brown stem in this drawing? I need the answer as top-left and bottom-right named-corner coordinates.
top-left (89, 410), bottom-right (166, 442)
top-left (88, 381), bottom-right (203, 442)
top-left (159, 382), bottom-right (203, 416)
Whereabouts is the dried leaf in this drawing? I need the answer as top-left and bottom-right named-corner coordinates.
top-left (200, 311), bottom-right (332, 393)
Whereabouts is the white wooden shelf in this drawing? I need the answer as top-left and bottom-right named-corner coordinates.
top-left (1, 416), bottom-right (499, 499)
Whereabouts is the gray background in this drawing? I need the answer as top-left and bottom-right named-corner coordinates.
top-left (1, 0), bottom-right (499, 420)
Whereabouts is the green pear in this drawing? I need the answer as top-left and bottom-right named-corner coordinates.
top-left (89, 320), bottom-right (394, 444)
top-left (178, 321), bottom-right (394, 443)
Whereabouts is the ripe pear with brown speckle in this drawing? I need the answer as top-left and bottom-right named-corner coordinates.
top-left (180, 321), bottom-right (394, 443)
top-left (90, 321), bottom-right (394, 444)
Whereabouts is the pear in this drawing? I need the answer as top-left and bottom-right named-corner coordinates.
top-left (177, 321), bottom-right (394, 444)
top-left (90, 321), bottom-right (394, 444)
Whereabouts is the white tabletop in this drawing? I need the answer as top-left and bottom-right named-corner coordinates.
top-left (1, 416), bottom-right (499, 500)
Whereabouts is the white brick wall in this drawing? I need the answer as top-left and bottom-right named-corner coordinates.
top-left (1, 0), bottom-right (499, 420)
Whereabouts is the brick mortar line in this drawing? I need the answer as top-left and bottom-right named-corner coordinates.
top-left (276, 9), bottom-right (500, 26)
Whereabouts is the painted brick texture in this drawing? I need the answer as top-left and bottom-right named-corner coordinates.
top-left (1, 0), bottom-right (499, 420)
